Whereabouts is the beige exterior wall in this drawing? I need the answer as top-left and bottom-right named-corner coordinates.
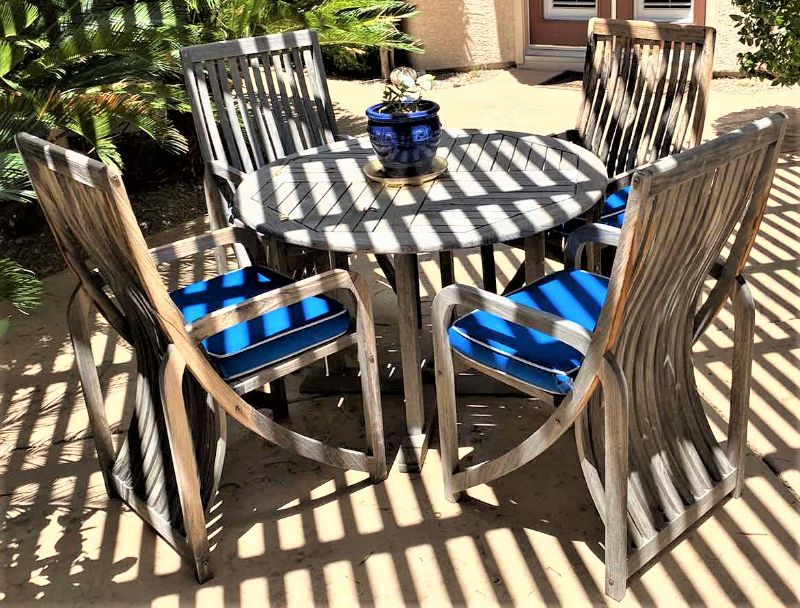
top-left (707, 0), bottom-right (749, 74)
top-left (405, 0), bottom-right (521, 71)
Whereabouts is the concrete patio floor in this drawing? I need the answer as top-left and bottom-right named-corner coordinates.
top-left (0, 69), bottom-right (798, 607)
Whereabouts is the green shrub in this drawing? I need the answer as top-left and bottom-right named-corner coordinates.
top-left (731, 0), bottom-right (800, 86)
top-left (0, 257), bottom-right (41, 337)
top-left (0, 0), bottom-right (193, 202)
top-left (0, 0), bottom-right (419, 300)
top-left (194, 0), bottom-right (419, 57)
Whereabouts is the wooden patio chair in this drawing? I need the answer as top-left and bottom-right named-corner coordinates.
top-left (16, 133), bottom-right (387, 582)
top-left (431, 114), bottom-right (786, 600)
top-left (491, 18), bottom-right (716, 294)
top-left (180, 30), bottom-right (397, 288)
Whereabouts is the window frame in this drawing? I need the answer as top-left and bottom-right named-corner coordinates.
top-left (543, 0), bottom-right (597, 21)
top-left (633, 0), bottom-right (694, 22)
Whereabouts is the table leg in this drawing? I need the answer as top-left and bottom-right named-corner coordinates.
top-left (394, 253), bottom-right (431, 472)
top-left (326, 251), bottom-right (349, 376)
top-left (439, 251), bottom-right (455, 288)
top-left (480, 245), bottom-right (497, 293)
top-left (524, 233), bottom-right (545, 283)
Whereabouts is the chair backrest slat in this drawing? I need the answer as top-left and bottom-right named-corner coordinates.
top-left (270, 50), bottom-right (307, 153)
top-left (292, 48), bottom-right (324, 139)
top-left (585, 114), bottom-right (785, 532)
top-left (577, 19), bottom-right (715, 177)
top-left (15, 133), bottom-right (223, 527)
top-left (182, 30), bottom-right (339, 174)
top-left (246, 54), bottom-right (286, 160)
top-left (229, 56), bottom-right (267, 167)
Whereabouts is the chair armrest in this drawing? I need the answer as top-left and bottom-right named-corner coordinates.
top-left (564, 224), bottom-right (622, 269)
top-left (335, 134), bottom-right (356, 142)
top-left (431, 283), bottom-right (593, 356)
top-left (692, 256), bottom-right (735, 341)
top-left (149, 226), bottom-right (260, 265)
top-left (186, 268), bottom-right (372, 342)
top-left (606, 169), bottom-right (636, 196)
top-left (207, 160), bottom-right (247, 187)
top-left (708, 256), bottom-right (726, 279)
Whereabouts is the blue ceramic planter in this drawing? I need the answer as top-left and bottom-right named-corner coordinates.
top-left (366, 101), bottom-right (442, 177)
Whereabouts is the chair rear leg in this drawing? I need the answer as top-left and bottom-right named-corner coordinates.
top-left (242, 381), bottom-right (290, 420)
top-left (729, 277), bottom-right (755, 498)
top-left (160, 346), bottom-right (213, 583)
top-left (202, 168), bottom-right (230, 274)
top-left (326, 251), bottom-right (350, 376)
top-left (68, 287), bottom-right (118, 498)
top-left (268, 379), bottom-right (290, 420)
top-left (600, 354), bottom-right (629, 601)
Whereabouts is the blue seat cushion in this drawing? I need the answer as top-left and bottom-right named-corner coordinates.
top-left (170, 266), bottom-right (350, 380)
top-left (555, 185), bottom-right (630, 235)
top-left (599, 185), bottom-right (629, 229)
top-left (449, 269), bottom-right (608, 394)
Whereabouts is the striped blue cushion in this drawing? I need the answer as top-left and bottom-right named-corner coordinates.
top-left (171, 266), bottom-right (350, 380)
top-left (600, 185), bottom-right (629, 229)
top-left (449, 269), bottom-right (608, 394)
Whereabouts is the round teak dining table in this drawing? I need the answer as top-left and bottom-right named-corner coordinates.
top-left (235, 128), bottom-right (608, 472)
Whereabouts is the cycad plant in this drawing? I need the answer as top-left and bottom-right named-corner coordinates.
top-left (0, 257), bottom-right (42, 337)
top-left (194, 0), bottom-right (419, 54)
top-left (0, 0), bottom-right (193, 202)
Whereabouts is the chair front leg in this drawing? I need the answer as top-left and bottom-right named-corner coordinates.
top-left (599, 352), bottom-right (629, 601)
top-left (351, 273), bottom-right (387, 481)
top-left (160, 345), bottom-right (213, 583)
top-left (431, 296), bottom-right (464, 502)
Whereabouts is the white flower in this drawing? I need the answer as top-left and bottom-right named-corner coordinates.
top-left (416, 74), bottom-right (435, 91)
top-left (398, 74), bottom-right (417, 89)
top-left (390, 67), bottom-right (418, 87)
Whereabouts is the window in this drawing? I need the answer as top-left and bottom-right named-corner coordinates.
top-left (635, 0), bottom-right (693, 22)
top-left (544, 0), bottom-right (596, 20)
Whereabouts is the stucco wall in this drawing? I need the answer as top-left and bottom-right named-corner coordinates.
top-left (405, 0), bottom-right (518, 71)
top-left (710, 0), bottom-right (749, 74)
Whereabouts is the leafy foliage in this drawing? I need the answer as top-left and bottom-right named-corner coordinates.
top-left (731, 0), bottom-right (800, 86)
top-left (0, 0), bottom-right (193, 202)
top-left (0, 0), bottom-right (419, 301)
top-left (0, 257), bottom-right (42, 336)
top-left (192, 0), bottom-right (419, 54)
top-left (0, 0), bottom-right (418, 203)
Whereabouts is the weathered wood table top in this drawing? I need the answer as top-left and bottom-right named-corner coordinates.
top-left (235, 129), bottom-right (608, 254)
top-left (234, 128), bottom-right (607, 473)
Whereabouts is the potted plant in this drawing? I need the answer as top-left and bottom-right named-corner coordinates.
top-left (366, 67), bottom-right (441, 177)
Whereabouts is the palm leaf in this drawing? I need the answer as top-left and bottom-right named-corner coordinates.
top-left (0, 257), bottom-right (42, 314)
